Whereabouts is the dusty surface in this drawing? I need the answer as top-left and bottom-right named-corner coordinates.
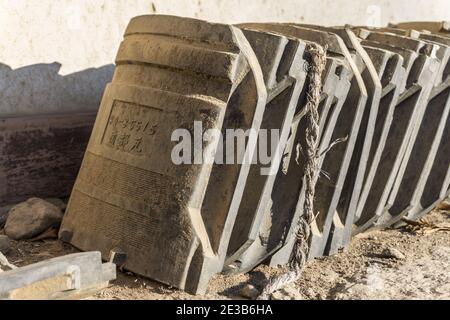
top-left (1, 208), bottom-right (449, 300)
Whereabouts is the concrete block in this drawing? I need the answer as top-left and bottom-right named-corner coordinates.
top-left (352, 30), bottom-right (440, 233)
top-left (0, 252), bottom-right (115, 300)
top-left (376, 33), bottom-right (450, 227)
top-left (236, 24), bottom-right (367, 264)
top-left (413, 107), bottom-right (450, 218)
top-left (216, 24), bottom-right (352, 270)
top-left (297, 27), bottom-right (382, 258)
top-left (61, 15), bottom-right (344, 294)
top-left (229, 56), bottom-right (351, 272)
top-left (326, 45), bottom-right (404, 255)
top-left (382, 87), bottom-right (450, 224)
top-left (224, 27), bottom-right (309, 271)
top-left (60, 15), bottom-right (270, 295)
top-left (282, 26), bottom-right (368, 260)
top-left (268, 56), bottom-right (351, 267)
top-left (382, 28), bottom-right (450, 220)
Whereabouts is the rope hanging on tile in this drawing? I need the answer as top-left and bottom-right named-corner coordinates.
top-left (257, 43), bottom-right (327, 300)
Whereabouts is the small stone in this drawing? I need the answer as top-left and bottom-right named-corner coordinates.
top-left (5, 198), bottom-right (63, 240)
top-left (240, 284), bottom-right (259, 299)
top-left (0, 235), bottom-right (10, 254)
top-left (381, 247), bottom-right (405, 260)
top-left (109, 248), bottom-right (127, 268)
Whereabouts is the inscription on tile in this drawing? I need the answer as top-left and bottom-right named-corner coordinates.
top-left (102, 100), bottom-right (163, 156)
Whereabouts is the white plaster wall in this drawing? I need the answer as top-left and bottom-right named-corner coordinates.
top-left (1, 0), bottom-right (449, 116)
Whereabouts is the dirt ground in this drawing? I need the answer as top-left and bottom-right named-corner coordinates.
top-left (2, 207), bottom-right (449, 300)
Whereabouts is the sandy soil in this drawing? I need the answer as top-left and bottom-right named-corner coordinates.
top-left (2, 208), bottom-right (449, 300)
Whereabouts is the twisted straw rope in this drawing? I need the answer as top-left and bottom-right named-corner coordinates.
top-left (257, 43), bottom-right (327, 300)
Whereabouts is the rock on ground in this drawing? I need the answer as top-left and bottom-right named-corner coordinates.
top-left (381, 247), bottom-right (406, 260)
top-left (4, 198), bottom-right (63, 240)
top-left (240, 284), bottom-right (259, 299)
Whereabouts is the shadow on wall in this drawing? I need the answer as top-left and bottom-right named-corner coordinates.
top-left (0, 62), bottom-right (114, 117)
top-left (0, 62), bottom-right (113, 206)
